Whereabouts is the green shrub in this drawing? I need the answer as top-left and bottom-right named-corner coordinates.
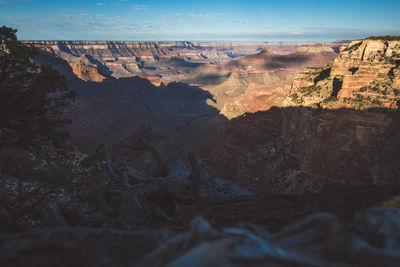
top-left (323, 96), bottom-right (338, 103)
top-left (0, 26), bottom-right (76, 148)
top-left (290, 93), bottom-right (302, 104)
top-left (343, 42), bottom-right (362, 52)
top-left (372, 99), bottom-right (382, 105)
top-left (367, 36), bottom-right (400, 41)
top-left (298, 85), bottom-right (321, 96)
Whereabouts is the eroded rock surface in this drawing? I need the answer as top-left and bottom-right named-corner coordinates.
top-left (198, 107), bottom-right (400, 194)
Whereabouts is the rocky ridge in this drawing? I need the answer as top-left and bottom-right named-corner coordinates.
top-left (26, 41), bottom-right (268, 81)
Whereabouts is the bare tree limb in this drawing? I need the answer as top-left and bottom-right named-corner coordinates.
top-left (150, 201), bottom-right (173, 222)
top-left (103, 142), bottom-right (119, 180)
top-left (122, 170), bottom-right (130, 187)
top-left (68, 189), bottom-right (78, 210)
top-left (120, 138), bottom-right (166, 176)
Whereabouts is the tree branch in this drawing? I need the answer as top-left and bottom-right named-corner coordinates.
top-left (120, 137), bottom-right (166, 176)
top-left (103, 142), bottom-right (119, 180)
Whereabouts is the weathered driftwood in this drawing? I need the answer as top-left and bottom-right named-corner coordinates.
top-left (0, 139), bottom-right (251, 231)
top-left (103, 142), bottom-right (119, 180)
top-left (120, 137), bottom-right (166, 177)
top-left (119, 155), bottom-right (252, 229)
top-left (103, 139), bottom-right (252, 229)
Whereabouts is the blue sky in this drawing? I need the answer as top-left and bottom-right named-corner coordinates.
top-left (1, 0), bottom-right (400, 41)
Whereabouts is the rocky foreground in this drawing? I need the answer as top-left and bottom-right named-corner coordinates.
top-left (2, 182), bottom-right (400, 266)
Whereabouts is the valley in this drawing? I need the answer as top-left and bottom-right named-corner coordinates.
top-left (28, 41), bottom-right (345, 163)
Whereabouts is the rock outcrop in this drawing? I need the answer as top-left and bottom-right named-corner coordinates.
top-left (284, 38), bottom-right (400, 109)
top-left (71, 55), bottom-right (106, 82)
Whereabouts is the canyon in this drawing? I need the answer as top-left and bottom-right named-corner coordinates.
top-left (27, 41), bottom-right (269, 82)
top-left (29, 41), bottom-right (342, 166)
top-left (28, 38), bottom-right (400, 194)
top-left (2, 34), bottom-right (400, 267)
top-left (183, 43), bottom-right (337, 118)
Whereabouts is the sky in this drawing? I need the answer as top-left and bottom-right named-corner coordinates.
top-left (1, 0), bottom-right (400, 41)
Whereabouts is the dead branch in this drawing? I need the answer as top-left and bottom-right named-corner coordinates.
top-left (122, 170), bottom-right (130, 187)
top-left (150, 200), bottom-right (173, 222)
top-left (68, 189), bottom-right (78, 210)
top-left (103, 142), bottom-right (119, 180)
top-left (120, 137), bottom-right (166, 176)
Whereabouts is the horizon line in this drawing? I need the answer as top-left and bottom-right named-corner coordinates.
top-left (21, 39), bottom-right (354, 43)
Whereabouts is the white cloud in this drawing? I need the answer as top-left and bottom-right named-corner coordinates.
top-left (131, 4), bottom-right (149, 11)
top-left (184, 12), bottom-right (221, 25)
top-left (236, 20), bottom-right (249, 25)
top-left (96, 3), bottom-right (106, 6)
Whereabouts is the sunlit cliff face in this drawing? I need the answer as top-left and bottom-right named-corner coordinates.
top-left (284, 39), bottom-right (400, 109)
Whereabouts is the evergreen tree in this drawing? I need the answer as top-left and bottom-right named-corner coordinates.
top-left (0, 26), bottom-right (76, 147)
